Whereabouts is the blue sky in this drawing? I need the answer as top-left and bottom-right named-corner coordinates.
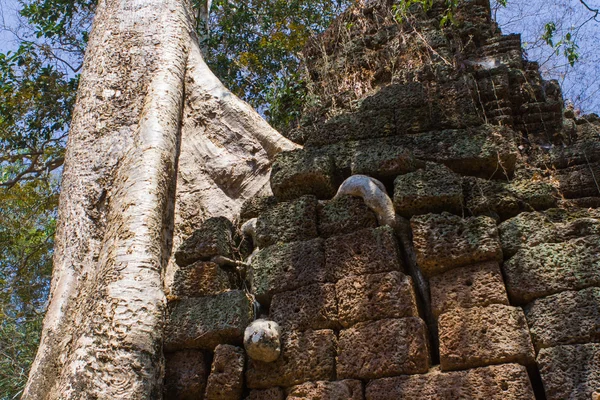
top-left (495, 0), bottom-right (600, 113)
top-left (0, 0), bottom-right (23, 52)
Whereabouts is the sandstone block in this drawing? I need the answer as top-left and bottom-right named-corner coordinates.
top-left (205, 345), bottom-right (245, 400)
top-left (365, 363), bottom-right (535, 400)
top-left (335, 271), bottom-right (418, 328)
top-left (555, 161), bottom-right (600, 198)
top-left (337, 318), bottom-right (430, 379)
top-left (270, 283), bottom-right (339, 330)
top-left (350, 144), bottom-right (423, 181)
top-left (411, 213), bottom-right (502, 277)
top-left (499, 209), bottom-right (600, 258)
top-left (502, 235), bottom-right (600, 304)
top-left (498, 211), bottom-right (557, 258)
top-left (405, 126), bottom-right (518, 179)
top-left (463, 177), bottom-right (557, 221)
top-left (360, 82), bottom-right (428, 110)
top-left (537, 343), bottom-right (600, 400)
top-left (317, 195), bottom-right (378, 238)
top-left (429, 261), bottom-right (509, 318)
top-left (249, 239), bottom-right (331, 305)
top-left (175, 217), bottom-right (234, 267)
top-left (325, 227), bottom-right (403, 280)
top-left (438, 304), bottom-right (535, 371)
top-left (540, 128), bottom-right (600, 169)
top-left (239, 195), bottom-right (277, 222)
top-left (255, 195), bottom-right (318, 248)
top-left (246, 329), bottom-right (337, 389)
top-left (393, 163), bottom-right (463, 218)
top-left (170, 261), bottom-right (232, 298)
top-left (525, 286), bottom-right (600, 351)
top-left (246, 388), bottom-right (284, 400)
top-left (165, 290), bottom-right (253, 351)
top-left (287, 380), bottom-right (363, 400)
top-left (164, 350), bottom-right (208, 400)
top-left (271, 149), bottom-right (338, 201)
top-left (394, 80), bottom-right (483, 134)
top-left (305, 108), bottom-right (397, 147)
top-left (304, 125), bottom-right (517, 181)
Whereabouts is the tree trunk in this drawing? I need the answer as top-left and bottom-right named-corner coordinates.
top-left (23, 0), bottom-right (297, 398)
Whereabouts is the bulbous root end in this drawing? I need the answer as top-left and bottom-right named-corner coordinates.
top-left (244, 319), bottom-right (282, 363)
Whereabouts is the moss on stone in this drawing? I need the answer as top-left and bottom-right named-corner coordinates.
top-left (249, 238), bottom-right (330, 305)
top-left (255, 195), bottom-right (318, 248)
top-left (464, 177), bottom-right (558, 221)
top-left (270, 148), bottom-right (339, 201)
top-left (503, 235), bottom-right (600, 304)
top-left (318, 194), bottom-right (378, 238)
top-left (175, 217), bottom-right (234, 267)
top-left (394, 162), bottom-right (463, 217)
top-left (165, 290), bottom-right (254, 351)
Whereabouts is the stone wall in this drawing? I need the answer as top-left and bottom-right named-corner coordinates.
top-left (162, 0), bottom-right (600, 398)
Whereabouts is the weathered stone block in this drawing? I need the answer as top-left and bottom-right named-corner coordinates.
top-left (438, 304), bottom-right (535, 371)
top-left (170, 261), bottom-right (232, 298)
top-left (246, 329), bottom-right (337, 389)
top-left (498, 211), bottom-right (557, 258)
top-left (393, 163), bottom-right (463, 218)
top-left (165, 290), bottom-right (253, 351)
top-left (175, 217), bottom-right (234, 267)
top-left (525, 287), bottom-right (600, 351)
top-left (540, 128), bottom-right (600, 169)
top-left (463, 177), bottom-right (557, 221)
top-left (270, 283), bottom-right (339, 330)
top-left (350, 144), bottom-right (423, 181)
top-left (430, 262), bottom-right (509, 318)
top-left (255, 195), bottom-right (318, 248)
top-left (325, 226), bottom-right (403, 281)
top-left (249, 239), bottom-right (331, 305)
top-left (360, 82), bottom-right (428, 111)
top-left (271, 149), bottom-right (338, 201)
top-left (164, 350), bottom-right (208, 400)
top-left (499, 209), bottom-right (600, 258)
top-left (365, 364), bottom-right (535, 400)
top-left (317, 195), bottom-right (378, 238)
top-left (335, 271), bottom-right (418, 328)
top-left (337, 318), bottom-right (430, 379)
top-left (405, 126), bottom-right (518, 179)
top-left (239, 195), bottom-right (277, 222)
top-left (246, 388), bottom-right (284, 400)
top-left (503, 235), bottom-right (600, 304)
top-left (555, 161), bottom-right (600, 198)
top-left (537, 343), bottom-right (600, 400)
top-left (385, 80), bottom-right (482, 135)
top-left (287, 380), bottom-right (363, 400)
top-left (411, 213), bottom-right (502, 277)
top-left (305, 108), bottom-right (397, 147)
top-left (205, 345), bottom-right (245, 400)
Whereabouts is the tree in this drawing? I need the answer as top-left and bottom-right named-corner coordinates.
top-left (21, 0), bottom-right (296, 397)
top-left (0, 0), bottom-right (597, 396)
top-left (1, 1), bottom-right (349, 396)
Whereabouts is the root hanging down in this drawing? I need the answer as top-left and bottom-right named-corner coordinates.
top-left (334, 175), bottom-right (397, 228)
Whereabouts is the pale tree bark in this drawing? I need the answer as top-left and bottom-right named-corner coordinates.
top-left (23, 0), bottom-right (298, 398)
